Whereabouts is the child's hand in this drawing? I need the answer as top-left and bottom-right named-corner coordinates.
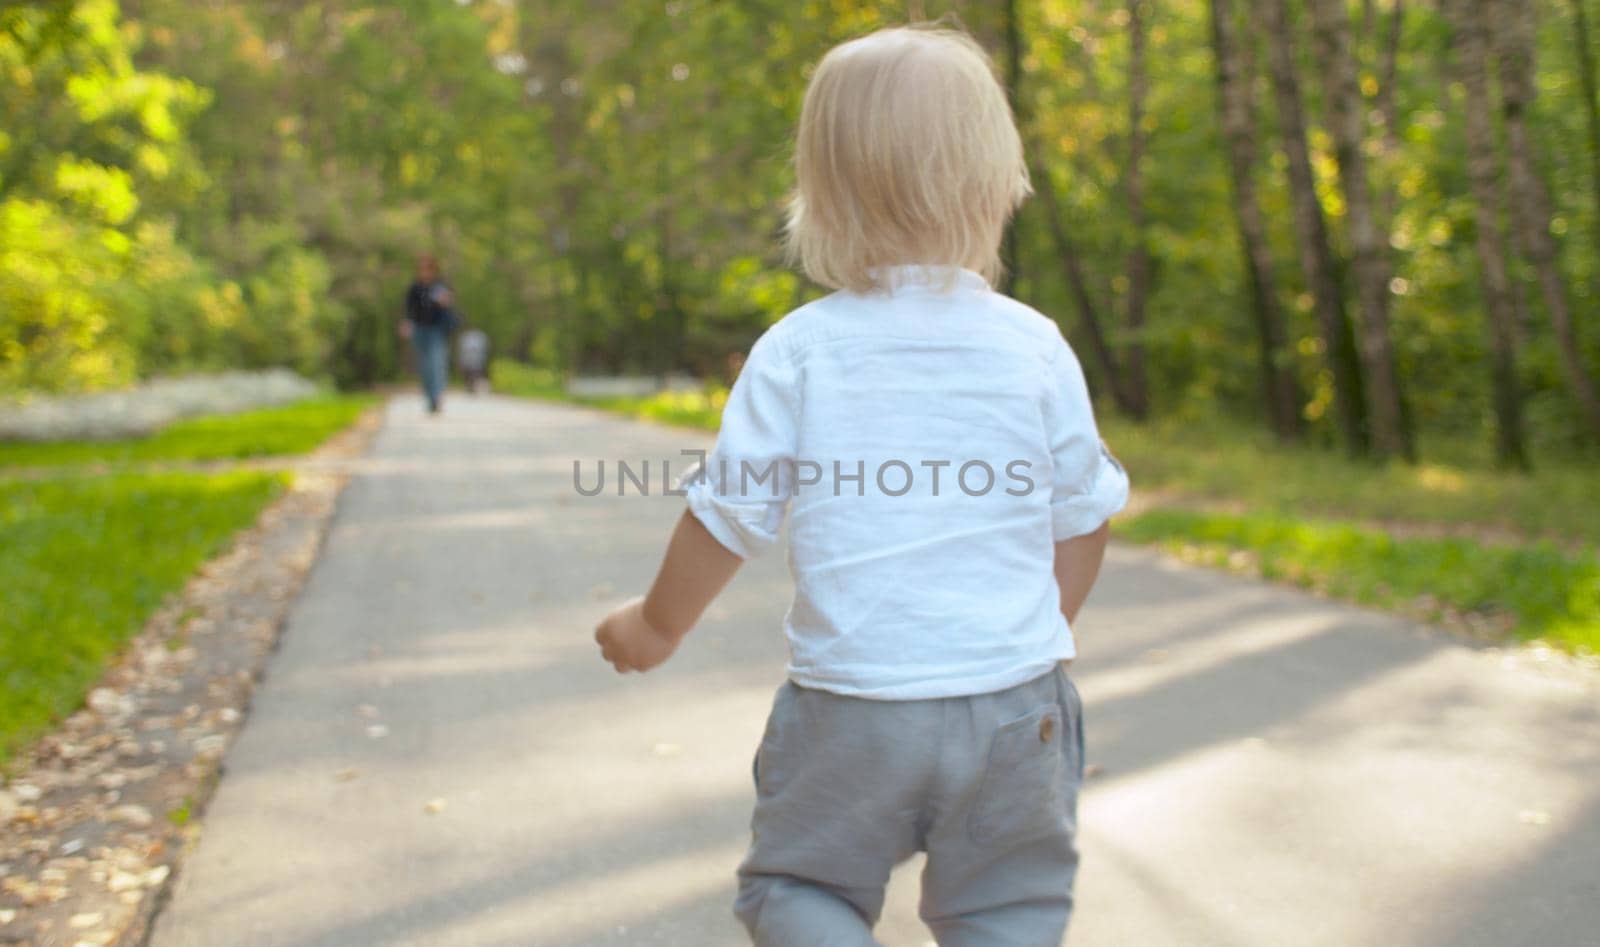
top-left (595, 597), bottom-right (679, 673)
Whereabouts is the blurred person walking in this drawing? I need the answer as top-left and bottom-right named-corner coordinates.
top-left (400, 254), bottom-right (458, 413)
top-left (457, 325), bottom-right (490, 394)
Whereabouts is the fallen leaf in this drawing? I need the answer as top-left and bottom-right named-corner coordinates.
top-left (107, 805), bottom-right (153, 828)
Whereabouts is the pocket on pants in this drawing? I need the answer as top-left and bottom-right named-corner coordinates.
top-left (968, 704), bottom-right (1071, 848)
top-left (754, 683), bottom-right (802, 798)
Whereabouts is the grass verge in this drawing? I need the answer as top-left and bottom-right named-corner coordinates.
top-left (491, 359), bottom-right (728, 429)
top-left (1120, 509), bottom-right (1599, 654)
top-left (0, 470), bottom-right (288, 765)
top-left (582, 388), bottom-right (729, 430)
top-left (1101, 417), bottom-right (1600, 548)
top-left (0, 393), bottom-right (376, 469)
top-left (489, 360), bottom-right (566, 401)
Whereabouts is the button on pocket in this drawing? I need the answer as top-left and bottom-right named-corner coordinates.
top-left (968, 705), bottom-right (1071, 848)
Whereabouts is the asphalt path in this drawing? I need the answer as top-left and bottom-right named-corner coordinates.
top-left (150, 394), bottom-right (1600, 947)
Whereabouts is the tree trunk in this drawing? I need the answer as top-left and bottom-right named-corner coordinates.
top-left (1374, 1), bottom-right (1405, 142)
top-left (1209, 0), bottom-right (1304, 439)
top-left (1256, 0), bottom-right (1369, 454)
top-left (1490, 0), bottom-right (1600, 440)
top-left (1573, 0), bottom-right (1600, 262)
top-left (1306, 0), bottom-right (1411, 460)
top-left (1446, 0), bottom-right (1530, 468)
top-left (1000, 0), bottom-right (1024, 298)
top-left (1373, 0), bottom-right (1407, 224)
top-left (1030, 157), bottom-right (1136, 415)
top-left (1121, 0), bottom-right (1152, 419)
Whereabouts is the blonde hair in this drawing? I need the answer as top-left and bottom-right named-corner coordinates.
top-left (786, 25), bottom-right (1031, 294)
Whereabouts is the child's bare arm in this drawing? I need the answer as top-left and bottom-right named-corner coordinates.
top-left (1054, 521), bottom-right (1110, 624)
top-left (595, 511), bottom-right (742, 673)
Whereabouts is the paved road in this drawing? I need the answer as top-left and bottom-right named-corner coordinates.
top-left (151, 394), bottom-right (1600, 947)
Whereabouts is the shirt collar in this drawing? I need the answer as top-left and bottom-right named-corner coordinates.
top-left (873, 265), bottom-right (991, 295)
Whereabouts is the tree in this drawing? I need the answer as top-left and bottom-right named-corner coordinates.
top-left (1256, 0), bottom-right (1369, 454)
top-left (1572, 0), bottom-right (1600, 261)
top-left (1000, 0), bottom-right (1024, 298)
top-left (1444, 0), bottom-right (1529, 468)
top-left (1121, 0), bottom-right (1153, 419)
top-left (1306, 0), bottom-right (1412, 460)
top-left (1209, 0), bottom-right (1303, 439)
top-left (1030, 154), bottom-right (1137, 416)
top-left (1490, 0), bottom-right (1600, 441)
top-left (1372, 0), bottom-right (1407, 225)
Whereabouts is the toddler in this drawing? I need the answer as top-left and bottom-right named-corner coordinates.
top-left (595, 25), bottom-right (1128, 947)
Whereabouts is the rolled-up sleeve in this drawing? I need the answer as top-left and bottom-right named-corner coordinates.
top-left (682, 332), bottom-right (797, 559)
top-left (1046, 335), bottom-right (1130, 540)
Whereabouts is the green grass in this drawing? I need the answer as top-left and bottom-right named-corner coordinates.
top-left (0, 470), bottom-right (288, 765)
top-left (491, 359), bottom-right (727, 429)
top-left (583, 387), bottom-right (728, 431)
top-left (1121, 509), bottom-right (1600, 654)
top-left (489, 360), bottom-right (566, 401)
top-left (1101, 417), bottom-right (1600, 548)
top-left (0, 394), bottom-right (376, 469)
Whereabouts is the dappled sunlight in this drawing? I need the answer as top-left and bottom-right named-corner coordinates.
top-left (1074, 597), bottom-right (1348, 705)
top-left (450, 842), bottom-right (750, 946)
top-left (1414, 464), bottom-right (1469, 495)
top-left (165, 764), bottom-right (754, 947)
top-left (1079, 723), bottom-right (1600, 945)
top-left (1072, 564), bottom-right (1600, 946)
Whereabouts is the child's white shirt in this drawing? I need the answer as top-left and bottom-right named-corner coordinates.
top-left (685, 266), bottom-right (1129, 699)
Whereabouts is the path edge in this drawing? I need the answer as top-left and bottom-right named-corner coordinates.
top-left (0, 402), bottom-right (386, 947)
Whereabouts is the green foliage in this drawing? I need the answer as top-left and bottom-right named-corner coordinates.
top-left (1119, 509), bottom-right (1600, 654)
top-left (0, 470), bottom-right (286, 763)
top-left (0, 197), bottom-right (139, 391)
top-left (584, 387), bottom-right (729, 431)
top-left (0, 394), bottom-right (375, 469)
top-left (488, 359), bottom-right (565, 401)
top-left (3, 0), bottom-right (1600, 463)
top-left (0, 2), bottom-right (344, 394)
top-left (491, 359), bottom-right (727, 428)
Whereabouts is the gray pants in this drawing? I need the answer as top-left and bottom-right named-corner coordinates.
top-left (735, 667), bottom-right (1084, 947)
